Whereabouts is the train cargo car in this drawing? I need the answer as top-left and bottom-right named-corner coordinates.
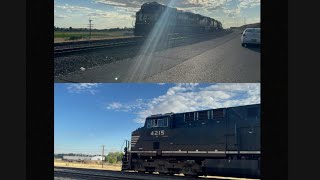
top-left (134, 2), bottom-right (223, 36)
top-left (122, 104), bottom-right (260, 178)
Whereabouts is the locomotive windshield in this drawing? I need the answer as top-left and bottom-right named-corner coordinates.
top-left (146, 117), bottom-right (169, 128)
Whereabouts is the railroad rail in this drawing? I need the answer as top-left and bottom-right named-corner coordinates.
top-left (55, 171), bottom-right (120, 180)
top-left (54, 30), bottom-right (232, 56)
top-left (54, 167), bottom-right (194, 180)
top-left (54, 40), bottom-right (144, 55)
top-left (55, 171), bottom-right (140, 180)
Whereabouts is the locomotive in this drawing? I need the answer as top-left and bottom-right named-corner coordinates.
top-left (134, 2), bottom-right (223, 36)
top-left (122, 104), bottom-right (260, 178)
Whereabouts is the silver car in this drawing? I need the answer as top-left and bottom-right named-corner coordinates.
top-left (241, 28), bottom-right (260, 47)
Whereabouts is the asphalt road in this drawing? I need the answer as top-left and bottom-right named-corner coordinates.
top-left (55, 30), bottom-right (260, 83)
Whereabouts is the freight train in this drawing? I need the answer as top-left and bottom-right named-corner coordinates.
top-left (122, 104), bottom-right (260, 178)
top-left (134, 2), bottom-right (223, 36)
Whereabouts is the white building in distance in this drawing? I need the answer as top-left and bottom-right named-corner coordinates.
top-left (62, 156), bottom-right (91, 161)
top-left (91, 156), bottom-right (105, 161)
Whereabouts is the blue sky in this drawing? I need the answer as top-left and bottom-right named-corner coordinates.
top-left (54, 0), bottom-right (260, 29)
top-left (54, 83), bottom-right (260, 155)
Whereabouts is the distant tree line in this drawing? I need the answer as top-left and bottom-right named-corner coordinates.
top-left (54, 153), bottom-right (98, 159)
top-left (54, 26), bottom-right (134, 32)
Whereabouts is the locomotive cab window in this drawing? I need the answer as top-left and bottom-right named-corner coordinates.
top-left (146, 117), bottom-right (169, 128)
top-left (152, 119), bottom-right (158, 127)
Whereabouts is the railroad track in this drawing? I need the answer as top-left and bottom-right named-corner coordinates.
top-left (53, 31), bottom-right (232, 56)
top-left (54, 40), bottom-right (144, 55)
top-left (54, 166), bottom-right (252, 180)
top-left (54, 170), bottom-right (140, 180)
top-left (54, 167), bottom-right (198, 180)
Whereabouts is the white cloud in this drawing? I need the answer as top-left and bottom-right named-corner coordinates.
top-left (238, 0), bottom-right (260, 9)
top-left (55, 4), bottom-right (92, 12)
top-left (223, 7), bottom-right (241, 17)
top-left (166, 83), bottom-right (199, 95)
top-left (67, 83), bottom-right (100, 95)
top-left (55, 4), bottom-right (132, 20)
top-left (106, 102), bottom-right (123, 109)
top-left (246, 17), bottom-right (260, 24)
top-left (54, 14), bottom-right (69, 19)
top-left (105, 99), bottom-right (149, 112)
top-left (105, 83), bottom-right (260, 123)
top-left (157, 83), bottom-right (166, 85)
top-left (220, 0), bottom-right (260, 20)
top-left (55, 0), bottom-right (260, 29)
top-left (94, 0), bottom-right (232, 11)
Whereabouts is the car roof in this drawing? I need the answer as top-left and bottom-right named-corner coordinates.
top-left (245, 28), bottom-right (260, 30)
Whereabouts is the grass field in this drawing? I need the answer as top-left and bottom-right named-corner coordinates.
top-left (54, 30), bottom-right (134, 43)
top-left (54, 159), bottom-right (122, 171)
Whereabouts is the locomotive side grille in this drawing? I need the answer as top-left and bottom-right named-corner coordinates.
top-left (131, 135), bottom-right (140, 148)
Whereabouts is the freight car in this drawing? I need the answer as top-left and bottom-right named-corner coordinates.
top-left (122, 104), bottom-right (260, 178)
top-left (134, 2), bottom-right (223, 36)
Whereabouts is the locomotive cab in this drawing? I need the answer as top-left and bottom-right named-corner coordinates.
top-left (144, 113), bottom-right (173, 129)
top-left (129, 113), bottom-right (174, 153)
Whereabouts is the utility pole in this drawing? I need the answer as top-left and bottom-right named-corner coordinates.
top-left (88, 18), bottom-right (93, 40)
top-left (102, 145), bottom-right (104, 168)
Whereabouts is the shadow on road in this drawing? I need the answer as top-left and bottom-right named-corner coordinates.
top-left (244, 44), bottom-right (260, 53)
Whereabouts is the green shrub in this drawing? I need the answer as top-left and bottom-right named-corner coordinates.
top-left (106, 152), bottom-right (124, 164)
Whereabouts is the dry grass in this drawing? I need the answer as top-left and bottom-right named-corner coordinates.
top-left (54, 31), bottom-right (135, 43)
top-left (54, 160), bottom-right (121, 171)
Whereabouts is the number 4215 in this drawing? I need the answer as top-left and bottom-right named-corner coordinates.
top-left (150, 130), bottom-right (164, 136)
